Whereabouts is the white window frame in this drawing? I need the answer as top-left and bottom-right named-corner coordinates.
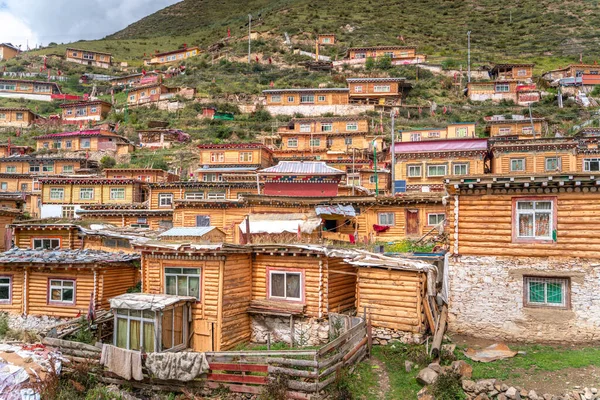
top-left (159, 193), bottom-right (173, 207)
top-left (524, 276), bottom-right (568, 308)
top-left (583, 158), bottom-right (600, 172)
top-left (522, 126), bottom-right (533, 135)
top-left (269, 271), bottom-right (302, 301)
top-left (495, 84), bottom-right (510, 93)
top-left (428, 131), bottom-right (441, 138)
top-left (165, 267), bottom-right (201, 299)
top-left (407, 165), bottom-right (422, 177)
top-left (309, 138), bottom-right (321, 147)
top-left (0, 183), bottom-right (6, 191)
top-left (455, 127), bottom-right (468, 138)
top-left (427, 213), bottom-right (446, 226)
top-left (369, 175), bottom-right (378, 184)
top-left (510, 158), bottom-right (526, 172)
top-left (354, 85), bottom-right (363, 93)
top-left (81, 138), bottom-right (91, 149)
top-left (378, 212), bottom-right (395, 226)
top-left (427, 165), bottom-right (447, 177)
top-left (373, 85), bottom-right (391, 93)
top-left (346, 122), bottom-right (358, 131)
top-left (207, 192), bottom-right (226, 200)
top-left (498, 127), bottom-right (512, 135)
top-left (62, 205), bottom-right (75, 219)
top-left (0, 276), bottom-right (10, 303)
top-left (320, 123), bottom-right (333, 132)
top-left (185, 192), bottom-right (204, 200)
top-left (79, 188), bottom-right (94, 200)
top-left (344, 137), bottom-right (353, 146)
top-left (515, 200), bottom-right (554, 240)
top-left (5, 166), bottom-right (15, 173)
top-left (287, 96), bottom-right (294, 103)
top-left (299, 124), bottom-right (311, 133)
top-left (110, 188), bottom-right (126, 200)
top-left (49, 279), bottom-right (75, 304)
top-left (50, 188), bottom-right (64, 200)
top-left (300, 94), bottom-right (315, 103)
top-left (287, 138), bottom-right (298, 148)
top-left (33, 238), bottom-right (60, 249)
top-left (62, 165), bottom-right (74, 174)
top-left (453, 163), bottom-right (469, 175)
top-left (410, 133), bottom-right (421, 142)
top-left (210, 152), bottom-right (225, 163)
top-left (114, 308), bottom-right (157, 352)
top-left (271, 95), bottom-right (282, 103)
top-left (317, 95), bottom-right (326, 102)
top-left (239, 152), bottom-right (253, 162)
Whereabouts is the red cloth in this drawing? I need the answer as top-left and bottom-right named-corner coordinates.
top-left (349, 234), bottom-right (356, 244)
top-left (372, 224), bottom-right (391, 233)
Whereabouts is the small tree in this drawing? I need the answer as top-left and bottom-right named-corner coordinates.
top-left (377, 55), bottom-right (392, 70)
top-left (365, 56), bottom-right (375, 71)
top-left (100, 155), bottom-right (116, 169)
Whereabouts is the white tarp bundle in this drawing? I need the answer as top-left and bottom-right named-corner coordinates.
top-left (239, 213), bottom-right (322, 234)
top-left (110, 293), bottom-right (195, 311)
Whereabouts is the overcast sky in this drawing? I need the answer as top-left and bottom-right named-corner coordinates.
top-left (0, 0), bottom-right (180, 49)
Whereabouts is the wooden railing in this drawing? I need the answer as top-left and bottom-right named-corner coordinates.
top-left (45, 316), bottom-right (369, 398)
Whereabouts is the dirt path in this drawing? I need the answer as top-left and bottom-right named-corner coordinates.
top-left (370, 358), bottom-right (391, 400)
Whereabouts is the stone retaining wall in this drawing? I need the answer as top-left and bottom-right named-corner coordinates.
top-left (265, 104), bottom-right (374, 117)
top-left (448, 256), bottom-right (600, 342)
top-left (251, 315), bottom-right (330, 346)
top-left (372, 326), bottom-right (423, 345)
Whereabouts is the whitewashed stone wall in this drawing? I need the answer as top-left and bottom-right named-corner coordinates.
top-left (251, 315), bottom-right (330, 346)
top-left (265, 104), bottom-right (374, 117)
top-left (448, 256), bottom-right (600, 342)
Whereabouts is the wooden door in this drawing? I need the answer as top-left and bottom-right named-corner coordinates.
top-left (406, 209), bottom-right (419, 236)
top-left (192, 319), bottom-right (214, 352)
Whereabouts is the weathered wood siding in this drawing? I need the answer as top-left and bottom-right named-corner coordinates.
top-left (98, 267), bottom-right (139, 310)
top-left (14, 228), bottom-right (82, 250)
top-left (327, 258), bottom-right (356, 313)
top-left (220, 254), bottom-right (252, 350)
top-left (0, 268), bottom-right (24, 314)
top-left (492, 151), bottom-right (575, 174)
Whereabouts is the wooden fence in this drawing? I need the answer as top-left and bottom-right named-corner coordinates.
top-left (45, 316), bottom-right (369, 399)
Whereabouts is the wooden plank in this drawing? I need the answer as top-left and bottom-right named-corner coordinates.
top-left (317, 321), bottom-right (365, 356)
top-left (268, 358), bottom-right (319, 368)
top-left (207, 373), bottom-right (267, 385)
top-left (205, 381), bottom-right (262, 394)
top-left (423, 296), bottom-right (435, 332)
top-left (430, 304), bottom-right (448, 358)
top-left (268, 365), bottom-right (317, 379)
top-left (209, 363), bottom-right (268, 373)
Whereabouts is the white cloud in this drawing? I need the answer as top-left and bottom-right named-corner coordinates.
top-left (0, 0), bottom-right (180, 47)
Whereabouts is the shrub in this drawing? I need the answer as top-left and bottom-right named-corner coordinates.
top-left (261, 373), bottom-right (289, 400)
top-left (430, 371), bottom-right (466, 400)
top-left (0, 313), bottom-right (9, 337)
top-left (99, 155), bottom-right (116, 169)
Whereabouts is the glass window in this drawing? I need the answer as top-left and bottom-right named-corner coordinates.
top-left (42, 164), bottom-right (54, 172)
top-left (317, 95), bottom-right (326, 102)
top-left (62, 165), bottom-right (74, 174)
top-left (516, 200), bottom-right (553, 240)
top-left (165, 268), bottom-right (201, 299)
top-left (287, 138), bottom-right (298, 148)
top-left (53, 141), bottom-right (62, 149)
top-left (196, 215), bottom-right (210, 227)
top-left (455, 127), bottom-right (468, 138)
top-left (33, 238), bottom-right (60, 249)
top-left (0, 183), bottom-right (6, 190)
top-left (269, 271), bottom-right (302, 301)
top-left (378, 212), bottom-right (395, 226)
top-left (321, 123), bottom-right (333, 132)
top-left (65, 140), bottom-right (72, 149)
top-left (207, 192), bottom-right (226, 200)
top-left (15, 113), bottom-right (23, 121)
top-left (110, 188), bottom-right (126, 200)
top-left (407, 165), bottom-right (422, 177)
top-left (50, 188), bottom-right (64, 200)
top-left (545, 157), bottom-right (560, 172)
top-left (300, 94), bottom-right (314, 103)
top-left (354, 85), bottom-right (363, 93)
top-left (49, 279), bottom-right (75, 304)
top-left (583, 158), bottom-right (600, 172)
top-left (374, 85), bottom-right (391, 92)
top-left (346, 122), bottom-right (358, 131)
top-left (81, 139), bottom-right (91, 149)
top-left (524, 277), bottom-right (568, 308)
top-left (453, 163), bottom-right (468, 175)
top-left (62, 205), bottom-right (75, 218)
top-left (202, 173), bottom-right (222, 182)
top-left (271, 95), bottom-right (281, 103)
top-left (495, 84), bottom-right (510, 92)
top-left (428, 213), bottom-right (446, 226)
top-left (309, 138), bottom-right (321, 147)
top-left (115, 309), bottom-right (155, 352)
top-left (427, 165), bottom-right (447, 177)
top-left (185, 192), bottom-right (204, 200)
top-left (345, 137), bottom-right (353, 145)
top-left (20, 183), bottom-right (27, 192)
top-left (299, 124), bottom-right (311, 132)
top-left (288, 96), bottom-right (294, 103)
top-left (239, 152), bottom-right (253, 162)
top-left (210, 152), bottom-right (224, 163)
top-left (29, 165), bottom-right (40, 173)
top-left (369, 175), bottom-right (378, 183)
top-left (511, 159), bottom-right (526, 172)
top-left (410, 133), bottom-right (421, 142)
top-left (0, 277), bottom-right (10, 303)
top-left (159, 193), bottom-right (173, 207)
top-left (79, 188), bottom-right (94, 200)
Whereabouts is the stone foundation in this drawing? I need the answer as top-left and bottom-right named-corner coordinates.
top-left (372, 326), bottom-right (424, 345)
top-left (448, 256), bottom-right (600, 343)
top-left (251, 315), bottom-right (330, 346)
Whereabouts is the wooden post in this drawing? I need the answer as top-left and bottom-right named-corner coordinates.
top-left (430, 304), bottom-right (448, 358)
top-left (289, 315), bottom-right (294, 349)
top-left (267, 332), bottom-right (271, 351)
top-left (367, 310), bottom-right (372, 357)
top-left (245, 216), bottom-right (252, 244)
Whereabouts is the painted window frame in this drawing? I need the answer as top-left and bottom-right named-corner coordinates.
top-left (185, 192), bottom-right (204, 200)
top-left (33, 238), bottom-right (61, 249)
top-left (427, 164), bottom-right (447, 177)
top-left (210, 152), bottom-right (224, 163)
top-left (79, 187), bottom-right (94, 200)
top-left (512, 197), bottom-right (557, 244)
top-left (110, 188), bottom-right (126, 200)
top-left (452, 163), bottom-right (469, 176)
top-left (427, 213), bottom-right (446, 226)
top-left (510, 158), bottom-right (526, 172)
top-left (114, 308), bottom-right (157, 352)
top-left (299, 124), bottom-right (311, 133)
top-left (48, 279), bottom-right (76, 305)
top-left (545, 157), bottom-right (561, 172)
top-left (523, 276), bottom-right (570, 309)
top-left (49, 188), bottom-right (64, 200)
top-left (164, 267), bottom-right (201, 300)
top-left (378, 212), bottom-right (395, 226)
top-left (0, 276), bottom-right (11, 304)
top-left (158, 193), bottom-right (173, 207)
top-left (583, 158), bottom-right (600, 172)
top-left (207, 192), bottom-right (226, 200)
top-left (407, 165), bottom-right (422, 178)
top-left (267, 269), bottom-right (304, 302)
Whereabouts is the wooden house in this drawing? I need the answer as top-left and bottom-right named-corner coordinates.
top-left (485, 115), bottom-right (546, 139)
top-left (109, 71), bottom-right (162, 87)
top-left (0, 209), bottom-right (23, 251)
top-left (0, 79), bottom-right (61, 102)
top-left (467, 81), bottom-right (540, 105)
top-left (126, 84), bottom-right (188, 105)
top-left (259, 161), bottom-right (345, 197)
top-left (488, 63), bottom-right (535, 81)
top-left (144, 46), bottom-right (201, 66)
top-left (399, 123), bottom-right (477, 142)
top-left (264, 88), bottom-right (349, 106)
top-left (39, 177), bottom-right (144, 219)
top-left (0, 174), bottom-right (40, 194)
top-left (157, 226), bottom-right (226, 244)
top-left (0, 144), bottom-right (34, 157)
top-left (104, 168), bottom-right (179, 183)
top-left (345, 46), bottom-right (426, 64)
top-left (34, 129), bottom-right (134, 155)
top-left (317, 34), bottom-right (336, 45)
top-left (65, 48), bottom-right (112, 69)
top-left (446, 174), bottom-right (600, 343)
top-left (0, 155), bottom-right (99, 176)
top-left (59, 100), bottom-right (112, 122)
top-left (138, 129), bottom-right (190, 148)
top-left (111, 243), bottom-right (434, 352)
top-left (148, 180), bottom-right (261, 210)
top-left (542, 63), bottom-right (600, 81)
top-left (0, 43), bottom-right (19, 61)
top-left (0, 248), bottom-right (139, 318)
top-left (489, 138), bottom-right (578, 175)
top-left (394, 138), bottom-right (489, 192)
top-left (11, 223), bottom-right (83, 250)
top-left (196, 143), bottom-right (274, 182)
top-left (76, 205), bottom-right (173, 230)
top-left (0, 107), bottom-right (41, 128)
top-left (346, 77), bottom-right (411, 105)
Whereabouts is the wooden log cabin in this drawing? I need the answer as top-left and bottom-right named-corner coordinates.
top-left (0, 43), bottom-right (19, 61)
top-left (542, 63), bottom-right (600, 81)
top-left (138, 129), bottom-right (190, 148)
top-left (0, 248), bottom-right (139, 318)
top-left (0, 156), bottom-right (99, 176)
top-left (345, 46), bottom-right (426, 64)
top-left (317, 34), bottom-right (336, 45)
top-left (0, 107), bottom-right (42, 128)
top-left (104, 168), bottom-right (179, 183)
top-left (76, 205), bottom-right (173, 230)
top-left (144, 46), bottom-right (201, 66)
top-left (34, 129), bottom-right (134, 155)
top-left (109, 71), bottom-right (162, 87)
top-left (39, 177), bottom-right (144, 219)
top-left (488, 63), bottom-right (535, 81)
top-left (467, 80), bottom-right (540, 105)
top-left (490, 138), bottom-right (578, 175)
top-left (65, 48), bottom-right (112, 68)
top-left (10, 223), bottom-right (83, 250)
top-left (126, 83), bottom-right (174, 105)
top-left (263, 88), bottom-right (364, 116)
top-left (0, 209), bottom-right (22, 251)
top-left (59, 100), bottom-right (112, 122)
top-left (111, 243), bottom-right (434, 352)
top-left (197, 143), bottom-right (274, 170)
top-left (446, 174), bottom-right (600, 343)
top-left (346, 77), bottom-right (411, 105)
top-left (259, 161), bottom-right (345, 197)
top-left (485, 115), bottom-right (547, 139)
top-left (399, 123), bottom-right (477, 142)
top-left (394, 138), bottom-right (489, 192)
top-left (0, 144), bottom-right (34, 157)
top-left (148, 181), bottom-right (261, 210)
top-left (0, 79), bottom-right (61, 102)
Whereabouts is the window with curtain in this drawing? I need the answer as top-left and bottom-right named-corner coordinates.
top-left (269, 271), bottom-right (302, 301)
top-left (515, 200), bottom-right (553, 240)
top-left (165, 268), bottom-right (200, 299)
top-left (115, 309), bottom-right (155, 352)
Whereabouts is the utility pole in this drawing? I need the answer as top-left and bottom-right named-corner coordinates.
top-left (352, 148), bottom-right (355, 196)
top-left (248, 14), bottom-right (252, 64)
top-left (528, 103), bottom-right (535, 139)
top-left (373, 139), bottom-right (379, 196)
top-left (467, 31), bottom-right (472, 83)
top-left (390, 110), bottom-right (396, 193)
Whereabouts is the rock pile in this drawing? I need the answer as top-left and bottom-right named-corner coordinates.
top-left (8, 314), bottom-right (63, 332)
top-left (371, 326), bottom-right (422, 345)
top-left (461, 380), bottom-right (599, 400)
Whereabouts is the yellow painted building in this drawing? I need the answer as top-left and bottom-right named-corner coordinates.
top-left (0, 107), bottom-right (40, 128)
top-left (485, 117), bottom-right (546, 138)
top-left (0, 156), bottom-right (99, 176)
top-left (346, 46), bottom-right (422, 62)
top-left (491, 140), bottom-right (577, 175)
top-left (489, 63), bottom-right (535, 81)
top-left (346, 77), bottom-right (410, 105)
top-left (60, 100), bottom-right (112, 122)
top-left (148, 181), bottom-right (261, 210)
top-left (197, 143), bottom-right (274, 170)
top-left (34, 129), bottom-right (134, 155)
top-left (144, 47), bottom-right (200, 65)
top-left (0, 43), bottom-right (19, 61)
top-left (400, 123), bottom-right (477, 142)
top-left (263, 88), bottom-right (349, 106)
top-left (65, 48), bottom-right (112, 68)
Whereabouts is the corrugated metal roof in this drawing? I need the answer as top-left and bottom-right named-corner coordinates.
top-left (259, 161), bottom-right (345, 175)
top-left (394, 138), bottom-right (488, 153)
top-left (159, 227), bottom-right (220, 237)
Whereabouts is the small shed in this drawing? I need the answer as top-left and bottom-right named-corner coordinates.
top-left (158, 226), bottom-right (226, 244)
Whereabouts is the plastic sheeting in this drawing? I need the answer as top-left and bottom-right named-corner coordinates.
top-left (110, 293), bottom-right (195, 311)
top-left (239, 214), bottom-right (322, 234)
top-left (315, 205), bottom-right (356, 218)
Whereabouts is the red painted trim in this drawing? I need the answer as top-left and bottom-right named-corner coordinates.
top-left (0, 274), bottom-right (13, 304)
top-left (511, 196), bottom-right (557, 244)
top-left (162, 265), bottom-right (201, 303)
top-left (47, 277), bottom-right (77, 306)
top-left (266, 266), bottom-right (306, 304)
